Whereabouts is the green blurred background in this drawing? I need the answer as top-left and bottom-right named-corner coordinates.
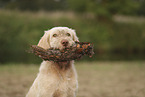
top-left (0, 0), bottom-right (145, 64)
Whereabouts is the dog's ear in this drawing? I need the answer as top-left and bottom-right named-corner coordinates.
top-left (37, 31), bottom-right (50, 49)
top-left (72, 30), bottom-right (79, 42)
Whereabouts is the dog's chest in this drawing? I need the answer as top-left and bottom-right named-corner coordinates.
top-left (55, 70), bottom-right (78, 93)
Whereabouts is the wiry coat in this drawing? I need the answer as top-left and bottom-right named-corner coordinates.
top-left (26, 27), bottom-right (79, 97)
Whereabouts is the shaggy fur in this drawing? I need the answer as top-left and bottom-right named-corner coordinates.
top-left (26, 27), bottom-right (79, 97)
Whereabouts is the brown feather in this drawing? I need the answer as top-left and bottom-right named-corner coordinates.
top-left (30, 42), bottom-right (94, 62)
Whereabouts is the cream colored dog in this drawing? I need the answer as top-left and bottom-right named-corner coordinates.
top-left (26, 27), bottom-right (79, 97)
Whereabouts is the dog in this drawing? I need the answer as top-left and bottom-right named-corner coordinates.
top-left (26, 27), bottom-right (79, 97)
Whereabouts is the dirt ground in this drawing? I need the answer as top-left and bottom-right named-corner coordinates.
top-left (0, 61), bottom-right (145, 97)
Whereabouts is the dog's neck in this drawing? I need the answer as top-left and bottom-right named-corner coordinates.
top-left (39, 61), bottom-right (76, 81)
top-left (51, 61), bottom-right (72, 71)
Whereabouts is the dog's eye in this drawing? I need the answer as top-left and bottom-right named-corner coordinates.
top-left (53, 34), bottom-right (57, 37)
top-left (66, 33), bottom-right (71, 36)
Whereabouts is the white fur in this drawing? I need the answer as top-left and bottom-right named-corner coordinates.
top-left (26, 27), bottom-right (79, 97)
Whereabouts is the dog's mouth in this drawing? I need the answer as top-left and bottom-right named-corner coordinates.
top-left (61, 45), bottom-right (69, 49)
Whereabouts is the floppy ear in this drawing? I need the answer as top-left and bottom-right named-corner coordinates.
top-left (37, 31), bottom-right (50, 49)
top-left (72, 30), bottom-right (79, 42)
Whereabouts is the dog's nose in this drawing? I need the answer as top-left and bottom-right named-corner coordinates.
top-left (61, 39), bottom-right (69, 46)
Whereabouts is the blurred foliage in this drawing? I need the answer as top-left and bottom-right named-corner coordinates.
top-left (137, 0), bottom-right (145, 15)
top-left (68, 0), bottom-right (141, 21)
top-left (0, 10), bottom-right (145, 63)
top-left (0, 0), bottom-right (144, 21)
top-left (0, 0), bottom-right (145, 63)
top-left (0, 0), bottom-right (144, 13)
top-left (0, 0), bottom-right (67, 11)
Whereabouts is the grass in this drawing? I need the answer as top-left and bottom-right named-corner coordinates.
top-left (0, 61), bottom-right (145, 97)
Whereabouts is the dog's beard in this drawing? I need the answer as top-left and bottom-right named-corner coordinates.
top-left (53, 61), bottom-right (71, 70)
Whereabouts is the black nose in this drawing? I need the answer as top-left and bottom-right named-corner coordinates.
top-left (61, 39), bottom-right (69, 46)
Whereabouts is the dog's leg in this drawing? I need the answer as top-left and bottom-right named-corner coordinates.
top-left (36, 84), bottom-right (56, 97)
top-left (67, 90), bottom-right (77, 97)
top-left (37, 90), bottom-right (54, 97)
top-left (26, 77), bottom-right (39, 97)
top-left (36, 73), bottom-right (59, 97)
top-left (67, 93), bottom-right (76, 97)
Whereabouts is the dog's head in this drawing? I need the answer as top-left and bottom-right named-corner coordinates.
top-left (37, 27), bottom-right (79, 50)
